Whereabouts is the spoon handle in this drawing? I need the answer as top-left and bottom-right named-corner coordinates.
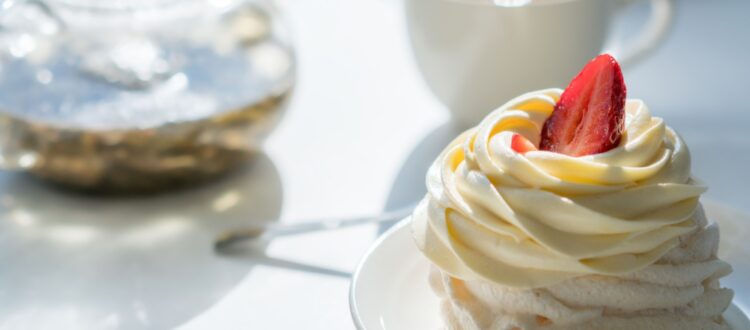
top-left (215, 204), bottom-right (415, 250)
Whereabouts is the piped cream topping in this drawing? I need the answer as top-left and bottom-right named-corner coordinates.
top-left (412, 88), bottom-right (706, 288)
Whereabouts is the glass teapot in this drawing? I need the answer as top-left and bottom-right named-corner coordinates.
top-left (0, 0), bottom-right (295, 192)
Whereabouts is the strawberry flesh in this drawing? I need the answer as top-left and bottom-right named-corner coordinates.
top-left (511, 134), bottom-right (537, 154)
top-left (539, 54), bottom-right (626, 156)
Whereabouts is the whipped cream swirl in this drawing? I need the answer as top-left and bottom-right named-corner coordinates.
top-left (412, 88), bottom-right (707, 288)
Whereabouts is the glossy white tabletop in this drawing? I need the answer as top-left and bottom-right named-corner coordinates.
top-left (0, 0), bottom-right (748, 329)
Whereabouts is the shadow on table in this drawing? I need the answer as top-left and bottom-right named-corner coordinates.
top-left (218, 246), bottom-right (351, 278)
top-left (0, 153), bottom-right (282, 329)
top-left (380, 121), bottom-right (462, 234)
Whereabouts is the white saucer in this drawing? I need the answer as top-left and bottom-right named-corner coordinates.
top-left (350, 201), bottom-right (750, 330)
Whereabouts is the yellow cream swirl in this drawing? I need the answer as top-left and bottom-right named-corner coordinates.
top-left (412, 88), bottom-right (706, 288)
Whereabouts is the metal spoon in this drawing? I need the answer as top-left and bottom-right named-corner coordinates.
top-left (214, 204), bottom-right (416, 250)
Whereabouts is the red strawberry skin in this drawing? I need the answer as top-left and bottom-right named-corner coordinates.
top-left (511, 134), bottom-right (537, 154)
top-left (539, 54), bottom-right (626, 156)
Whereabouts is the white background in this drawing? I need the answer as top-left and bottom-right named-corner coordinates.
top-left (0, 0), bottom-right (748, 329)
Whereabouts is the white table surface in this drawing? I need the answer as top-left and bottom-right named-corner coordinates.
top-left (0, 0), bottom-right (749, 329)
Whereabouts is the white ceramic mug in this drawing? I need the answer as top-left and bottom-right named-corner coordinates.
top-left (405, 0), bottom-right (675, 127)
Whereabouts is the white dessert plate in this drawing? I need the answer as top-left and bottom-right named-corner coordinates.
top-left (350, 200), bottom-right (750, 330)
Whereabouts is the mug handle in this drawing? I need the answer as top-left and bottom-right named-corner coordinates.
top-left (608, 0), bottom-right (676, 67)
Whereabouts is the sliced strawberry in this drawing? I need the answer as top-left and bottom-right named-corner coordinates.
top-left (539, 54), bottom-right (626, 156)
top-left (511, 134), bottom-right (537, 154)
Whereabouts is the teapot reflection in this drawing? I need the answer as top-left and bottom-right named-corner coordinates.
top-left (0, 154), bottom-right (281, 329)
